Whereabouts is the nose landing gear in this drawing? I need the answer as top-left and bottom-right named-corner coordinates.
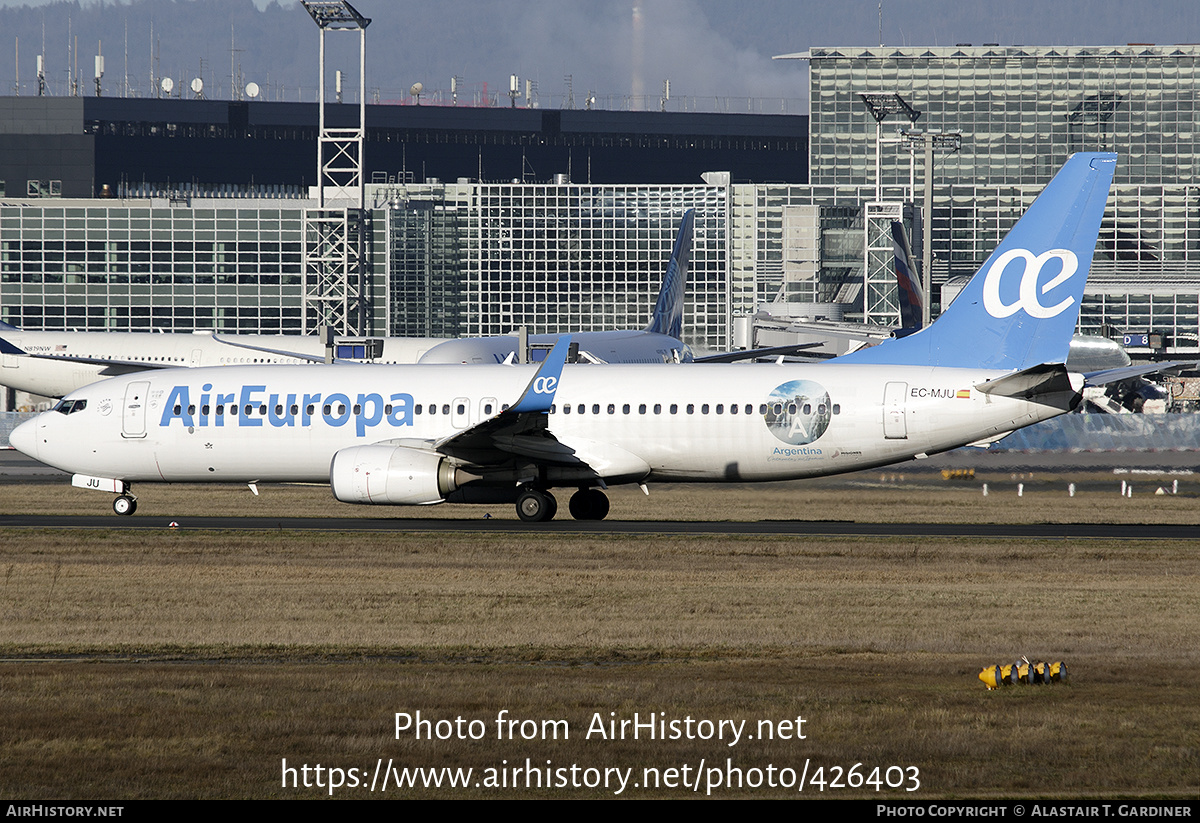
top-left (112, 494), bottom-right (138, 516)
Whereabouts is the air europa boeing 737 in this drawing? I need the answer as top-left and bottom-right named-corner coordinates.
top-left (12, 154), bottom-right (1121, 521)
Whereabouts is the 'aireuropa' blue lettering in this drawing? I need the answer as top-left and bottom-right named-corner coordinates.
top-left (160, 385), bottom-right (415, 436)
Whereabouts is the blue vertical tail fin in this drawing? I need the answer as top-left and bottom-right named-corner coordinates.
top-left (838, 153), bottom-right (1117, 370)
top-left (646, 209), bottom-right (694, 339)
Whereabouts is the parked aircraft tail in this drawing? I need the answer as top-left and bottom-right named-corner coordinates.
top-left (645, 209), bottom-right (694, 340)
top-left (890, 220), bottom-right (923, 335)
top-left (838, 152), bottom-right (1117, 371)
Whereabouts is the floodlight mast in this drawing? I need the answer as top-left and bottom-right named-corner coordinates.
top-left (858, 92), bottom-right (920, 201)
top-left (302, 0), bottom-right (370, 209)
top-left (901, 129), bottom-right (962, 329)
top-left (300, 1), bottom-right (372, 337)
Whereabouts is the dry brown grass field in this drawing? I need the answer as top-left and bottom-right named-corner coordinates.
top-left (1, 479), bottom-right (1198, 798)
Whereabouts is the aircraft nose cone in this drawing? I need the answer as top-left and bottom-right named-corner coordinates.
top-left (8, 415), bottom-right (38, 459)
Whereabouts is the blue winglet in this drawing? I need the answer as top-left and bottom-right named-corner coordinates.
top-left (646, 210), bottom-right (693, 340)
top-left (839, 153), bottom-right (1117, 370)
top-left (509, 335), bottom-right (571, 414)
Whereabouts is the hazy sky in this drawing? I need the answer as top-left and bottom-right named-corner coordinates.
top-left (0, 0), bottom-right (1196, 109)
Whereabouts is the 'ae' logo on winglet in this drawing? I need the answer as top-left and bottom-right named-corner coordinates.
top-left (981, 248), bottom-right (1079, 319)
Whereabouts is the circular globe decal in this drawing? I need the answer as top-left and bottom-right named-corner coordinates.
top-left (764, 380), bottom-right (832, 445)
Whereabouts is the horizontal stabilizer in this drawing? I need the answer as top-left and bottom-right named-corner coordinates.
top-left (975, 363), bottom-right (1079, 399)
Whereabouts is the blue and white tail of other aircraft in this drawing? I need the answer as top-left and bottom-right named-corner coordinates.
top-left (10, 154), bottom-right (1118, 522)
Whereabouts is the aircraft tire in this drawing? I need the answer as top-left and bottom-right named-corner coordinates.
top-left (112, 495), bottom-right (137, 516)
top-left (569, 488), bottom-right (610, 521)
top-left (516, 489), bottom-right (556, 522)
top-left (586, 489), bottom-right (610, 521)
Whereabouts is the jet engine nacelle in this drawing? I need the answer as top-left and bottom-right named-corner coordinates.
top-left (329, 444), bottom-right (461, 505)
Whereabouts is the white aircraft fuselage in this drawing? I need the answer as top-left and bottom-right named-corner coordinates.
top-left (13, 361), bottom-right (1079, 489)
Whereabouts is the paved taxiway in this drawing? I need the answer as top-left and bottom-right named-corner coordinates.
top-left (2, 513), bottom-right (1196, 540)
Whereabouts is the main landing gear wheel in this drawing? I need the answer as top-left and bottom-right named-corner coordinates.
top-left (516, 488), bottom-right (557, 522)
top-left (112, 495), bottom-right (138, 516)
top-left (568, 488), bottom-right (610, 521)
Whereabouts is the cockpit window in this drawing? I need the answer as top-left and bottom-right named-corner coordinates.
top-left (53, 399), bottom-right (87, 415)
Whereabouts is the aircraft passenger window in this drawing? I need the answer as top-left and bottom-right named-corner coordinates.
top-left (216, 405), bottom-right (224, 416)
top-left (702, 404), bottom-right (710, 414)
top-left (188, 405), bottom-right (196, 415)
top-left (174, 405), bottom-right (182, 415)
top-left (563, 405), bottom-right (571, 414)
top-left (277, 405), bottom-right (286, 416)
top-left (833, 404), bottom-right (841, 415)
top-left (306, 405), bottom-right (314, 416)
top-left (687, 404), bottom-right (695, 415)
top-left (577, 404), bottom-right (585, 414)
top-left (670, 404), bottom-right (678, 414)
top-left (457, 404), bottom-right (465, 415)
top-left (802, 404), bottom-right (810, 415)
top-left (788, 404), bottom-right (797, 414)
top-left (594, 404), bottom-right (602, 415)
top-left (550, 405), bottom-right (556, 414)
top-left (428, 405), bottom-right (436, 415)
top-left (654, 404), bottom-right (662, 414)
top-left (259, 405), bottom-right (267, 416)
top-left (384, 405), bottom-right (393, 415)
top-left (340, 405), bottom-right (348, 416)
top-left (772, 404), bottom-right (781, 415)
top-left (716, 404), bottom-right (723, 414)
top-left (353, 404), bottom-right (361, 415)
top-left (441, 404), bottom-right (450, 415)
top-left (322, 404), bottom-right (331, 415)
top-left (245, 405), bottom-right (254, 416)
top-left (484, 404), bottom-right (494, 415)
top-left (502, 404), bottom-right (510, 411)
top-left (730, 404), bottom-right (738, 415)
top-left (622, 404), bottom-right (630, 414)
top-left (638, 404), bottom-right (646, 414)
top-left (817, 404), bottom-right (825, 415)
top-left (202, 405), bottom-right (210, 415)
top-left (415, 405), bottom-right (422, 414)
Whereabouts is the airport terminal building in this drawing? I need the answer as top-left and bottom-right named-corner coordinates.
top-left (1, 43), bottom-right (1198, 358)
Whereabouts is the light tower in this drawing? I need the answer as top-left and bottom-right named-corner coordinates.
top-left (300, 0), bottom-right (371, 336)
top-left (858, 93), bottom-right (920, 327)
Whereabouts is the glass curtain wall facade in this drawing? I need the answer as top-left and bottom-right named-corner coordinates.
top-left (0, 201), bottom-right (388, 334)
top-left (808, 45), bottom-right (1199, 188)
top-left (462, 184), bottom-right (728, 349)
top-left (799, 45), bottom-right (1200, 352)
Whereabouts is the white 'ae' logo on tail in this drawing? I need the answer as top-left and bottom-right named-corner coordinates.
top-left (982, 248), bottom-right (1079, 319)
